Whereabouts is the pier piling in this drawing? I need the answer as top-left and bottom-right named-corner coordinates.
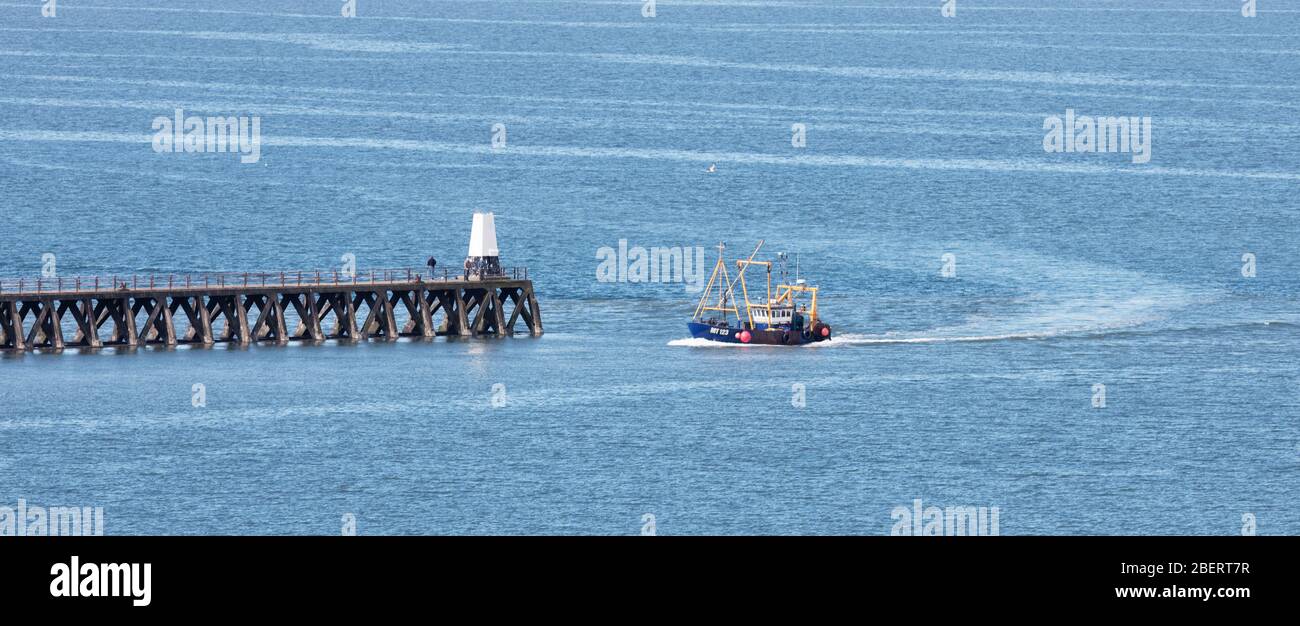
top-left (0, 268), bottom-right (542, 352)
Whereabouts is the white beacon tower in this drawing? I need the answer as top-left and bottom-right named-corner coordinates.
top-left (466, 212), bottom-right (502, 278)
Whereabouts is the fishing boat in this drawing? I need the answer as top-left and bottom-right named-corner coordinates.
top-left (688, 241), bottom-right (832, 345)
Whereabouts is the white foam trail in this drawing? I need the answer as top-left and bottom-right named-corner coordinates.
top-left (4, 27), bottom-right (1298, 93)
top-left (827, 242), bottom-right (1208, 347)
top-left (0, 49), bottom-right (382, 64)
top-left (973, 83), bottom-right (1300, 112)
top-left (7, 18), bottom-right (1300, 39)
top-left (533, 52), bottom-right (1300, 92)
top-left (2, 130), bottom-right (1298, 181)
top-left (0, 27), bottom-right (470, 54)
top-left (1, 68), bottom-right (1288, 117)
top-left (3, 1), bottom-right (1296, 13)
top-left (184, 32), bottom-right (472, 54)
top-left (668, 337), bottom-right (741, 348)
top-left (666, 337), bottom-right (793, 348)
top-left (811, 316), bottom-right (1168, 347)
top-left (813, 329), bottom-right (1112, 346)
top-left (432, 0), bottom-right (1300, 11)
top-left (0, 73), bottom-right (1187, 120)
top-left (956, 38), bottom-right (1300, 58)
top-left (0, 96), bottom-right (543, 125)
top-left (0, 95), bottom-right (1034, 139)
top-left (814, 333), bottom-right (1035, 345)
top-left (5, 68), bottom-right (1297, 114)
top-left (0, 72), bottom-right (450, 101)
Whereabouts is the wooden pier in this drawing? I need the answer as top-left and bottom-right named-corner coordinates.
top-left (0, 268), bottom-right (542, 352)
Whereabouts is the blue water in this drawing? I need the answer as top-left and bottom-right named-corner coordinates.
top-left (1, 0), bottom-right (1297, 535)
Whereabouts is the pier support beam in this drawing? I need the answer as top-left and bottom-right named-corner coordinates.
top-left (234, 296), bottom-right (251, 345)
top-left (382, 292), bottom-right (399, 341)
top-left (0, 276), bottom-right (542, 351)
top-left (526, 287), bottom-right (543, 336)
top-left (138, 297), bottom-right (163, 345)
top-left (490, 290), bottom-right (508, 337)
top-left (0, 301), bottom-right (23, 351)
top-left (74, 298), bottom-right (103, 348)
top-left (417, 290), bottom-right (435, 338)
top-left (194, 296), bottom-right (212, 346)
top-left (453, 290), bottom-right (472, 337)
top-left (340, 295), bottom-right (356, 338)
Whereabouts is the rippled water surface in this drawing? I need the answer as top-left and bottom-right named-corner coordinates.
top-left (0, 0), bottom-right (1297, 534)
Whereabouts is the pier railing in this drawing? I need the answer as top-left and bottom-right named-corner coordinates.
top-left (0, 266), bottom-right (529, 297)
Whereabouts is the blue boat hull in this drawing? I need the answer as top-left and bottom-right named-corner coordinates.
top-left (688, 321), bottom-right (829, 345)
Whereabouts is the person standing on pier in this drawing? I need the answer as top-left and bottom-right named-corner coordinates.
top-left (426, 256), bottom-right (437, 279)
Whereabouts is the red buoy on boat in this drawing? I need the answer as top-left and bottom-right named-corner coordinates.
top-left (739, 330), bottom-right (752, 343)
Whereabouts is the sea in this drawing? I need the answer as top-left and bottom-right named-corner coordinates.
top-left (0, 0), bottom-right (1296, 535)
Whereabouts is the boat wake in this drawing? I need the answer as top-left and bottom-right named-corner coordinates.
top-left (653, 218), bottom-right (1300, 352)
top-left (670, 328), bottom-right (1118, 347)
top-left (823, 318), bottom-right (1299, 346)
top-left (813, 330), bottom-right (1097, 346)
top-left (667, 337), bottom-right (750, 348)
top-left (814, 291), bottom-right (1181, 346)
top-left (813, 286), bottom-right (1199, 347)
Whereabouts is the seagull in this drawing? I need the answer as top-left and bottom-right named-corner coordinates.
top-left (706, 163), bottom-right (716, 173)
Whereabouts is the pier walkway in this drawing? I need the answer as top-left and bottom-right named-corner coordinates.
top-left (0, 267), bottom-right (541, 351)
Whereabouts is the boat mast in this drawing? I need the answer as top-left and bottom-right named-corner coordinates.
top-left (693, 242), bottom-right (738, 323)
top-left (722, 240), bottom-right (764, 328)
